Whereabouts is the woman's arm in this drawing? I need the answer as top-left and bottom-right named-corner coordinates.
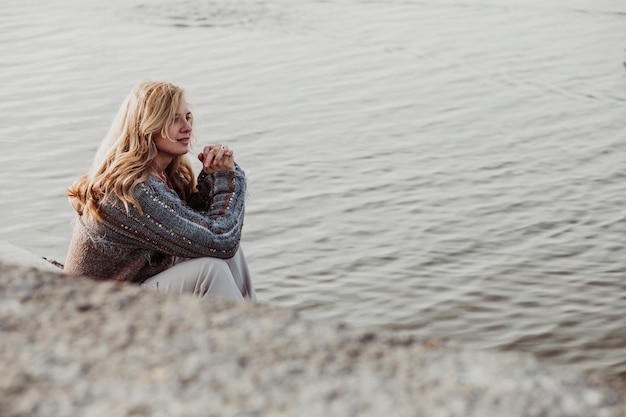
top-left (97, 167), bottom-right (247, 259)
top-left (186, 162), bottom-right (245, 211)
top-left (187, 144), bottom-right (237, 211)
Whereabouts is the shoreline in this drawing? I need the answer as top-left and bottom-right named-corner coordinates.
top-left (1, 240), bottom-right (625, 416)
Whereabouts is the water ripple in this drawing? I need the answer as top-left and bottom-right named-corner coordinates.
top-left (1, 0), bottom-right (626, 379)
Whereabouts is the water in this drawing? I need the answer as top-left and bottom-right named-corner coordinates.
top-left (1, 0), bottom-right (626, 377)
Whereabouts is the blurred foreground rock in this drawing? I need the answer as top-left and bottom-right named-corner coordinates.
top-left (1, 260), bottom-right (625, 417)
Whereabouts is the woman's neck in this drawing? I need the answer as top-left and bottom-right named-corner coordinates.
top-left (150, 155), bottom-right (173, 172)
top-left (149, 158), bottom-right (174, 187)
top-left (150, 156), bottom-right (173, 176)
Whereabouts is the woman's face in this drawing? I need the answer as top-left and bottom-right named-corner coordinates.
top-left (153, 103), bottom-right (193, 160)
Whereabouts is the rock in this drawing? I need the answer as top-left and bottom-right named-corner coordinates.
top-left (0, 260), bottom-right (624, 417)
top-left (0, 240), bottom-right (62, 273)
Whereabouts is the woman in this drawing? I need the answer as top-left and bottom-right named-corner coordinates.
top-left (64, 81), bottom-right (255, 301)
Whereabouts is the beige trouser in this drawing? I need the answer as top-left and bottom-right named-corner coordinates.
top-left (141, 248), bottom-right (256, 301)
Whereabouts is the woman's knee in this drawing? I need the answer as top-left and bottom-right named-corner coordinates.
top-left (194, 258), bottom-right (242, 299)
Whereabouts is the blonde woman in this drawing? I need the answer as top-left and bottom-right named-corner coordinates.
top-left (65, 81), bottom-right (255, 301)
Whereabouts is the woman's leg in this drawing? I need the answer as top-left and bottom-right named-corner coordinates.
top-left (141, 248), bottom-right (255, 301)
top-left (224, 248), bottom-right (256, 301)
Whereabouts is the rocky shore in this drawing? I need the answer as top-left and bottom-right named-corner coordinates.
top-left (1, 242), bottom-right (625, 417)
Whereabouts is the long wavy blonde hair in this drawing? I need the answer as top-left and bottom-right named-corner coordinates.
top-left (68, 81), bottom-right (197, 221)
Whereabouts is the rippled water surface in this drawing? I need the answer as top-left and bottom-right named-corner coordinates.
top-left (2, 0), bottom-right (625, 376)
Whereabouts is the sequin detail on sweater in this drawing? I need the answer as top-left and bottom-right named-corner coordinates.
top-left (64, 166), bottom-right (246, 283)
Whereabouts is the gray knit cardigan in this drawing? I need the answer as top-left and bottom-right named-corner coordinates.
top-left (64, 165), bottom-right (246, 283)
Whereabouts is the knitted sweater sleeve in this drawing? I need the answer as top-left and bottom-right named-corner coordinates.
top-left (97, 166), bottom-right (246, 259)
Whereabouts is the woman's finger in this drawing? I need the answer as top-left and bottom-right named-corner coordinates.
top-left (198, 144), bottom-right (233, 173)
top-left (202, 148), bottom-right (219, 171)
top-left (216, 145), bottom-right (226, 160)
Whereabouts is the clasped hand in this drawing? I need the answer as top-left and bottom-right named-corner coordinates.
top-left (198, 144), bottom-right (235, 174)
